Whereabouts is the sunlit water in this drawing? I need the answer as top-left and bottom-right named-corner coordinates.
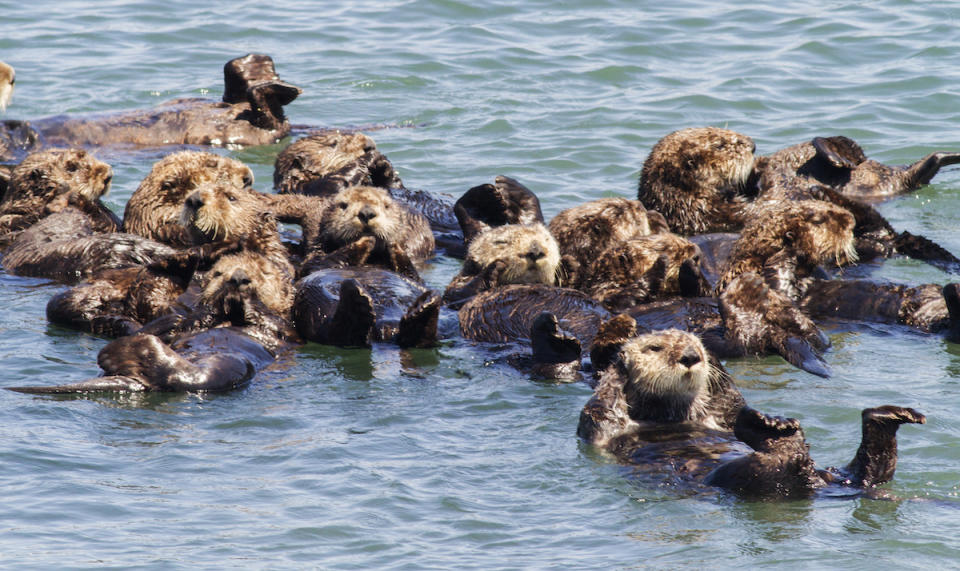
top-left (3, 0), bottom-right (960, 567)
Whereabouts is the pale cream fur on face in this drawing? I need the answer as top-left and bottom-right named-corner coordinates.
top-left (201, 251), bottom-right (294, 316)
top-left (619, 329), bottom-right (717, 425)
top-left (6, 148), bottom-right (112, 204)
top-left (179, 182), bottom-right (262, 242)
top-left (0, 61), bottom-right (13, 112)
top-left (321, 185), bottom-right (401, 244)
top-left (467, 223), bottom-right (561, 285)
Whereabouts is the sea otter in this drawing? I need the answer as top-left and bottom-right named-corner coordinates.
top-left (0, 147), bottom-right (117, 246)
top-left (580, 232), bottom-right (711, 311)
top-left (273, 131), bottom-right (462, 254)
top-left (122, 151), bottom-right (255, 247)
top-left (637, 127), bottom-right (756, 235)
top-left (302, 184), bottom-right (435, 267)
top-left (547, 197), bottom-right (669, 287)
top-left (27, 54), bottom-right (301, 149)
top-left (0, 61), bottom-right (13, 113)
top-left (752, 135), bottom-right (960, 199)
top-left (10, 249), bottom-right (299, 394)
top-left (443, 222), bottom-right (560, 307)
top-left (453, 175), bottom-right (545, 248)
top-left (577, 328), bottom-right (925, 499)
top-left (715, 199), bottom-right (858, 299)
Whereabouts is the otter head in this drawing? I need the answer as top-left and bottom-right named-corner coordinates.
top-left (179, 181), bottom-right (264, 245)
top-left (467, 223), bottom-right (561, 286)
top-left (788, 200), bottom-right (858, 267)
top-left (638, 127), bottom-right (756, 235)
top-left (618, 329), bottom-right (715, 424)
top-left (124, 151), bottom-right (254, 242)
top-left (587, 233), bottom-right (705, 296)
top-left (0, 61), bottom-right (14, 112)
top-left (5, 148), bottom-right (112, 205)
top-left (273, 132), bottom-right (379, 195)
top-left (200, 251), bottom-right (294, 322)
top-left (319, 185), bottom-right (403, 248)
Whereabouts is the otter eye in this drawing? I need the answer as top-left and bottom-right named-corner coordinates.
top-left (242, 175), bottom-right (253, 188)
top-left (212, 271), bottom-right (223, 278)
top-left (226, 193), bottom-right (238, 203)
top-left (337, 202), bottom-right (348, 210)
top-left (647, 345), bottom-right (664, 353)
top-left (65, 161), bottom-right (79, 172)
top-left (810, 214), bottom-right (826, 224)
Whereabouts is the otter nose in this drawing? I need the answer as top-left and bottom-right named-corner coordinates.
top-left (357, 206), bottom-right (377, 223)
top-left (525, 246), bottom-right (545, 262)
top-left (678, 346), bottom-right (701, 368)
top-left (228, 268), bottom-right (251, 287)
top-left (185, 191), bottom-right (204, 210)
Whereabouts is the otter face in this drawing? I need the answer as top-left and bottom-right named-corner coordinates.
top-left (274, 132), bottom-right (376, 194)
top-left (467, 223), bottom-right (561, 286)
top-left (7, 148), bottom-right (112, 204)
top-left (320, 185), bottom-right (402, 246)
top-left (794, 201), bottom-right (858, 267)
top-left (0, 61), bottom-right (13, 112)
top-left (179, 181), bottom-right (263, 244)
top-left (124, 151), bottom-right (254, 240)
top-left (619, 329), bottom-right (714, 422)
top-left (200, 251), bottom-right (294, 319)
top-left (587, 233), bottom-right (703, 295)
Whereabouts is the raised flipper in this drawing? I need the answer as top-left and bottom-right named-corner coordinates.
top-left (453, 175), bottom-right (544, 245)
top-left (588, 313), bottom-right (638, 375)
top-left (530, 312), bottom-right (582, 364)
top-left (901, 151), bottom-right (960, 189)
top-left (223, 54), bottom-right (302, 131)
top-left (395, 290), bottom-right (441, 348)
top-left (8, 375), bottom-right (149, 394)
top-left (944, 283), bottom-right (960, 343)
top-left (328, 279), bottom-right (375, 348)
top-left (812, 136), bottom-right (867, 169)
top-left (824, 406), bottom-right (926, 488)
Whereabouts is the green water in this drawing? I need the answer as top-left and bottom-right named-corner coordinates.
top-left (3, 0), bottom-right (960, 568)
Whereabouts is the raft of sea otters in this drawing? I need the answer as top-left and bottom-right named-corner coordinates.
top-left (3, 54), bottom-right (952, 499)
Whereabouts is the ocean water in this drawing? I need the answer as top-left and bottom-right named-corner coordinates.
top-left (3, 0), bottom-right (960, 568)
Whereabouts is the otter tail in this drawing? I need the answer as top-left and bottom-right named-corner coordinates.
top-left (7, 375), bottom-right (147, 394)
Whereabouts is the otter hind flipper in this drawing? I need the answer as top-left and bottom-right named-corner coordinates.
top-left (588, 314), bottom-right (638, 374)
top-left (396, 290), bottom-right (441, 348)
top-left (780, 337), bottom-right (832, 379)
top-left (834, 405), bottom-right (926, 488)
top-left (894, 231), bottom-right (960, 274)
top-left (7, 376), bottom-right (148, 394)
top-left (530, 312), bottom-right (582, 364)
top-left (812, 136), bottom-right (867, 169)
top-left (329, 279), bottom-right (375, 348)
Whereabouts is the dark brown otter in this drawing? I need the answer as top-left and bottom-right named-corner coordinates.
top-left (577, 328), bottom-right (925, 499)
top-left (0, 148), bottom-right (118, 245)
top-left (122, 151), bottom-right (255, 248)
top-left (30, 54), bottom-right (301, 149)
top-left (753, 135), bottom-right (960, 199)
top-left (637, 127), bottom-right (756, 235)
top-left (9, 249), bottom-right (300, 394)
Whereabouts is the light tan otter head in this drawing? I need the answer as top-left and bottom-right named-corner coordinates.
top-left (466, 223), bottom-right (561, 286)
top-left (319, 185), bottom-right (403, 247)
top-left (548, 197), bottom-right (668, 265)
top-left (123, 151), bottom-right (254, 243)
top-left (0, 61), bottom-right (14, 112)
top-left (638, 127), bottom-right (756, 235)
top-left (273, 132), bottom-right (377, 194)
top-left (619, 329), bottom-right (716, 424)
top-left (200, 250), bottom-right (294, 319)
top-left (5, 148), bottom-right (112, 205)
top-left (179, 181), bottom-right (265, 244)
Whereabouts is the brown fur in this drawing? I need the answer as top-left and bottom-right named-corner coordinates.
top-left (548, 197), bottom-right (669, 286)
top-left (637, 127), bottom-right (756, 235)
top-left (583, 232), bottom-right (708, 309)
top-left (313, 185), bottom-right (434, 261)
top-left (200, 250), bottom-right (294, 319)
top-left (273, 131), bottom-right (403, 196)
top-left (716, 199), bottom-right (857, 297)
top-left (123, 151), bottom-right (254, 247)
